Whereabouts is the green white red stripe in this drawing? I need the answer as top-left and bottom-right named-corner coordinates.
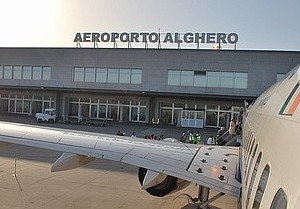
top-left (279, 82), bottom-right (300, 116)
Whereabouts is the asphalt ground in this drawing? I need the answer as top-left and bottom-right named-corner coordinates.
top-left (0, 113), bottom-right (237, 209)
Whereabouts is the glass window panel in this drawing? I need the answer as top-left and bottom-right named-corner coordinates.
top-left (120, 101), bottom-right (130, 105)
top-left (168, 70), bottom-right (180, 86)
top-left (119, 68), bottom-right (131, 84)
top-left (69, 97), bottom-right (79, 102)
top-left (221, 77), bottom-right (234, 88)
top-left (107, 105), bottom-right (118, 120)
top-left (131, 107), bottom-right (138, 121)
top-left (0, 66), bottom-right (3, 79)
top-left (50, 101), bottom-right (55, 109)
top-left (161, 102), bottom-right (172, 107)
top-left (96, 68), bottom-right (107, 83)
top-left (196, 111), bottom-right (204, 119)
top-left (196, 104), bottom-right (205, 109)
top-left (219, 112), bottom-right (231, 128)
top-left (194, 72), bottom-right (206, 87)
top-left (220, 106), bottom-right (231, 111)
top-left (246, 144), bottom-right (258, 182)
top-left (131, 69), bottom-right (142, 84)
top-left (80, 98), bottom-right (90, 103)
top-left (98, 99), bottom-right (107, 104)
top-left (74, 67), bottom-right (84, 82)
top-left (23, 100), bottom-right (30, 113)
top-left (90, 98), bottom-right (98, 103)
top-left (246, 151), bottom-right (262, 208)
top-left (44, 101), bottom-right (51, 109)
top-left (42, 67), bottom-right (51, 80)
top-left (235, 72), bottom-right (248, 78)
top-left (190, 112), bottom-right (196, 119)
top-left (131, 101), bottom-right (139, 105)
top-left (107, 68), bottom-right (119, 83)
top-left (109, 100), bottom-right (118, 104)
top-left (91, 105), bottom-right (98, 118)
top-left (13, 66), bottom-right (22, 79)
top-left (33, 95), bottom-right (42, 100)
top-left (16, 100), bottom-right (23, 112)
top-left (4, 66), bottom-right (13, 79)
top-left (174, 103), bottom-right (185, 108)
top-left (182, 111), bottom-right (189, 119)
top-left (139, 107), bottom-right (146, 121)
top-left (186, 103), bottom-right (196, 109)
top-left (23, 66), bottom-right (32, 80)
top-left (235, 77), bottom-right (248, 89)
top-left (68, 103), bottom-right (79, 117)
top-left (207, 71), bottom-right (221, 87)
top-left (9, 100), bottom-right (15, 112)
top-left (205, 111), bottom-right (218, 126)
top-left (270, 189), bottom-right (287, 209)
top-left (32, 66), bottom-right (42, 80)
top-left (98, 105), bottom-right (107, 118)
top-left (181, 70), bottom-right (194, 86)
top-left (234, 73), bottom-right (248, 88)
top-left (120, 100), bottom-right (130, 105)
top-left (252, 164), bottom-right (270, 209)
top-left (85, 67), bottom-right (95, 82)
top-left (221, 72), bottom-right (234, 88)
top-left (207, 105), bottom-right (218, 110)
top-left (140, 101), bottom-right (147, 106)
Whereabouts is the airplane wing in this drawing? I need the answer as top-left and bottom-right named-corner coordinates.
top-left (0, 121), bottom-right (241, 197)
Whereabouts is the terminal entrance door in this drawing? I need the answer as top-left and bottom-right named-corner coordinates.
top-left (0, 99), bottom-right (8, 113)
top-left (160, 107), bottom-right (182, 125)
top-left (119, 106), bottom-right (129, 122)
top-left (79, 104), bottom-right (89, 119)
top-left (161, 109), bottom-right (172, 124)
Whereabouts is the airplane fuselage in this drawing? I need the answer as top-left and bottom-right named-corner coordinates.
top-left (241, 65), bottom-right (300, 209)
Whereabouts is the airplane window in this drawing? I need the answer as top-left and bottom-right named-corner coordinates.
top-left (252, 164), bottom-right (270, 209)
top-left (246, 138), bottom-right (255, 164)
top-left (245, 143), bottom-right (258, 181)
top-left (247, 136), bottom-right (255, 154)
top-left (246, 133), bottom-right (253, 151)
top-left (270, 188), bottom-right (287, 209)
top-left (246, 151), bottom-right (262, 208)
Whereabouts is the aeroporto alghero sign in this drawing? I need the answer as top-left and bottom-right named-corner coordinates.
top-left (74, 32), bottom-right (238, 45)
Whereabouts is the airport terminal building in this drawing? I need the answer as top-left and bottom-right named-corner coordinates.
top-left (0, 47), bottom-right (300, 128)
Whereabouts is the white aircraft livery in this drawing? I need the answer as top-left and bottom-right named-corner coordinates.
top-left (0, 64), bottom-right (299, 209)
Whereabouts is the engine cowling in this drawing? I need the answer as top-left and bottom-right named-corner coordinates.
top-left (138, 167), bottom-right (190, 197)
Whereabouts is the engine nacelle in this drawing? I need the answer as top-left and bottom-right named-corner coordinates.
top-left (138, 167), bottom-right (190, 197)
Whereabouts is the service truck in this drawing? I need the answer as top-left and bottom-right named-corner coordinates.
top-left (35, 108), bottom-right (56, 122)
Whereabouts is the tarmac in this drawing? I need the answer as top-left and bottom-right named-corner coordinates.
top-left (0, 114), bottom-right (238, 209)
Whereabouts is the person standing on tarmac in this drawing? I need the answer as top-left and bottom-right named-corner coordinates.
top-left (207, 135), bottom-right (213, 145)
top-left (229, 119), bottom-right (236, 138)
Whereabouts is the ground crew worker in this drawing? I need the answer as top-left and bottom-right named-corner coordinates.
top-left (194, 132), bottom-right (201, 144)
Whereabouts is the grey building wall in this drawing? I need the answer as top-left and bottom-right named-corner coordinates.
top-left (0, 47), bottom-right (300, 99)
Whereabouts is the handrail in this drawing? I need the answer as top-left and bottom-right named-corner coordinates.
top-left (214, 129), bottom-right (240, 146)
top-left (214, 130), bottom-right (229, 145)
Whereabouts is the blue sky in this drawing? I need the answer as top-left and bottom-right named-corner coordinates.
top-left (0, 0), bottom-right (299, 51)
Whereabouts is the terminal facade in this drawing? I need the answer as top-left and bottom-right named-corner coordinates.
top-left (0, 47), bottom-right (300, 128)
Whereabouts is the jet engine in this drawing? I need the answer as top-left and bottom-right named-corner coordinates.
top-left (138, 167), bottom-right (190, 197)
